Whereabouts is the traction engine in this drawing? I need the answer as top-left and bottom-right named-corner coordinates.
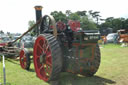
top-left (19, 6), bottom-right (101, 82)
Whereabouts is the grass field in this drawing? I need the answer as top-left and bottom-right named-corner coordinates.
top-left (0, 44), bottom-right (128, 85)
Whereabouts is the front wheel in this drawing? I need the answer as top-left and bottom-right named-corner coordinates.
top-left (19, 49), bottom-right (31, 70)
top-left (33, 34), bottom-right (62, 82)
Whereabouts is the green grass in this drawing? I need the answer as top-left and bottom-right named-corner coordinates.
top-left (0, 59), bottom-right (48, 85)
top-left (0, 44), bottom-right (128, 85)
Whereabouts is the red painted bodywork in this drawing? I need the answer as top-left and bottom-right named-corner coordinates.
top-left (0, 43), bottom-right (7, 47)
top-left (68, 20), bottom-right (80, 32)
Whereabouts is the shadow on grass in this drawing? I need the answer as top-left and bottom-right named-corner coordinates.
top-left (59, 73), bottom-right (116, 85)
top-left (6, 58), bottom-right (20, 65)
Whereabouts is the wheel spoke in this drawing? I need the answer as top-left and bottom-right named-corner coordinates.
top-left (46, 51), bottom-right (51, 57)
top-left (46, 65), bottom-right (51, 75)
top-left (46, 51), bottom-right (52, 67)
top-left (43, 40), bottom-right (47, 48)
top-left (46, 58), bottom-right (52, 67)
top-left (20, 50), bottom-right (27, 69)
top-left (39, 65), bottom-right (48, 79)
top-left (37, 44), bottom-right (43, 52)
top-left (23, 57), bottom-right (26, 62)
top-left (44, 45), bottom-right (50, 54)
top-left (39, 65), bottom-right (44, 70)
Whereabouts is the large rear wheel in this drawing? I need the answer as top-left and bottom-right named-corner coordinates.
top-left (81, 44), bottom-right (101, 77)
top-left (33, 34), bottom-right (62, 82)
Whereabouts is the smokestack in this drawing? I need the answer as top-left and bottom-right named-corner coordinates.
top-left (34, 6), bottom-right (43, 35)
top-left (34, 6), bottom-right (43, 22)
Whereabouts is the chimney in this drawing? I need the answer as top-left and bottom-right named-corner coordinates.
top-left (34, 6), bottom-right (43, 22)
top-left (34, 6), bottom-right (43, 35)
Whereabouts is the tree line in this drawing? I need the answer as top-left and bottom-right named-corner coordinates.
top-left (100, 17), bottom-right (128, 32)
top-left (50, 10), bottom-right (100, 30)
top-left (28, 10), bottom-right (128, 33)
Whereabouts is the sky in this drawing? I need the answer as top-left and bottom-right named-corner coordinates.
top-left (0, 0), bottom-right (128, 33)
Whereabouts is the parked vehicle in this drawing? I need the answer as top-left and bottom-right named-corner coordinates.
top-left (118, 29), bottom-right (128, 43)
top-left (106, 33), bottom-right (119, 43)
top-left (20, 35), bottom-right (35, 48)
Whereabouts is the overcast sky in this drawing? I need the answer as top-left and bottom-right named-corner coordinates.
top-left (0, 0), bottom-right (128, 33)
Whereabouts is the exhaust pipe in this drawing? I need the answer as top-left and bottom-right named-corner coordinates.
top-left (35, 6), bottom-right (43, 22)
top-left (34, 6), bottom-right (43, 35)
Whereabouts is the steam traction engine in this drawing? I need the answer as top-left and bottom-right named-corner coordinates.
top-left (19, 6), bottom-right (101, 82)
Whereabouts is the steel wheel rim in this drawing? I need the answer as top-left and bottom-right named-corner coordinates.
top-left (20, 50), bottom-right (27, 69)
top-left (34, 35), bottom-right (52, 82)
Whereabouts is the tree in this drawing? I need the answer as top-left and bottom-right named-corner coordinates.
top-left (51, 11), bottom-right (67, 23)
top-left (50, 10), bottom-right (98, 30)
top-left (123, 18), bottom-right (128, 30)
top-left (28, 20), bottom-right (36, 36)
top-left (92, 11), bottom-right (101, 25)
top-left (100, 17), bottom-right (126, 32)
top-left (65, 10), bottom-right (72, 17)
top-left (76, 11), bottom-right (87, 17)
top-left (28, 20), bottom-right (36, 28)
top-left (68, 13), bottom-right (80, 21)
top-left (88, 10), bottom-right (93, 16)
top-left (105, 17), bottom-right (114, 22)
top-left (100, 17), bottom-right (114, 29)
top-left (112, 18), bottom-right (124, 32)
top-left (80, 16), bottom-right (97, 30)
top-left (0, 30), bottom-right (4, 34)
top-left (88, 10), bottom-right (101, 25)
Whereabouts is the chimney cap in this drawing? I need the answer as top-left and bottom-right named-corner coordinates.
top-left (34, 6), bottom-right (43, 10)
